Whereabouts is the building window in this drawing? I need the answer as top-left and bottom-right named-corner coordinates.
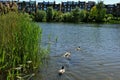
top-left (44, 7), bottom-right (47, 10)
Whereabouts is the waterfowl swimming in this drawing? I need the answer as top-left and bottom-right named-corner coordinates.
top-left (76, 46), bottom-right (81, 51)
top-left (58, 66), bottom-right (65, 75)
top-left (63, 51), bottom-right (71, 58)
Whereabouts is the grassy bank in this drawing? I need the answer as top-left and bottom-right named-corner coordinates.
top-left (0, 12), bottom-right (48, 80)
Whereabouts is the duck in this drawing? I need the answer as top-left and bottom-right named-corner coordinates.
top-left (63, 51), bottom-right (71, 58)
top-left (76, 46), bottom-right (81, 51)
top-left (58, 66), bottom-right (65, 75)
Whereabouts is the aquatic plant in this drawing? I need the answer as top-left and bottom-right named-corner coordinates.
top-left (0, 12), bottom-right (47, 80)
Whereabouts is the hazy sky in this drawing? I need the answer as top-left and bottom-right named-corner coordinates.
top-left (36, 0), bottom-right (120, 4)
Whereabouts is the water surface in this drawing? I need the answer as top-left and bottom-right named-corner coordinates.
top-left (37, 23), bottom-right (120, 80)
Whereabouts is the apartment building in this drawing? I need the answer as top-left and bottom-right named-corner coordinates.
top-left (0, 0), bottom-right (119, 16)
top-left (78, 1), bottom-right (86, 10)
top-left (61, 2), bottom-right (67, 12)
top-left (61, 1), bottom-right (95, 12)
top-left (37, 1), bottom-right (61, 11)
top-left (18, 1), bottom-right (36, 13)
top-left (116, 3), bottom-right (120, 17)
top-left (61, 1), bottom-right (87, 12)
top-left (61, 1), bottom-right (76, 12)
top-left (105, 4), bottom-right (116, 15)
top-left (86, 1), bottom-right (96, 11)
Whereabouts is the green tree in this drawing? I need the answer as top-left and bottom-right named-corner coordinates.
top-left (72, 7), bottom-right (80, 23)
top-left (104, 14), bottom-right (113, 22)
top-left (46, 7), bottom-right (54, 22)
top-left (53, 10), bottom-right (63, 22)
top-left (95, 1), bottom-right (106, 22)
top-left (35, 10), bottom-right (46, 22)
top-left (79, 10), bottom-right (89, 22)
top-left (89, 6), bottom-right (97, 21)
top-left (62, 12), bottom-right (73, 22)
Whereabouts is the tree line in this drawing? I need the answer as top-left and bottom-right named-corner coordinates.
top-left (34, 1), bottom-right (120, 23)
top-left (0, 1), bottom-right (119, 23)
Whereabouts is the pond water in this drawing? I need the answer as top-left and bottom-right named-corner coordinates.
top-left (37, 23), bottom-right (120, 80)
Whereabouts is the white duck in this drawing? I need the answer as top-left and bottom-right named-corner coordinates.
top-left (76, 46), bottom-right (81, 51)
top-left (63, 51), bottom-right (71, 58)
top-left (58, 66), bottom-right (65, 75)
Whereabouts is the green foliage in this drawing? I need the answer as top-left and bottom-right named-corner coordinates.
top-left (89, 6), bottom-right (97, 21)
top-left (53, 10), bottom-right (63, 22)
top-left (33, 2), bottom-right (118, 23)
top-left (0, 12), bottom-right (47, 80)
top-left (79, 10), bottom-right (89, 22)
top-left (104, 14), bottom-right (113, 22)
top-left (30, 12), bottom-right (35, 20)
top-left (62, 12), bottom-right (73, 22)
top-left (72, 7), bottom-right (80, 23)
top-left (46, 7), bottom-right (54, 22)
top-left (88, 1), bottom-right (107, 22)
top-left (95, 1), bottom-right (106, 22)
top-left (35, 10), bottom-right (46, 22)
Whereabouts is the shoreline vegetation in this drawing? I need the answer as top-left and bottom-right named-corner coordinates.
top-left (0, 1), bottom-right (119, 80)
top-left (0, 2), bottom-right (48, 80)
top-left (34, 1), bottom-right (120, 24)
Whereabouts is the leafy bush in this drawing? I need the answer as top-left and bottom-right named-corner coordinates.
top-left (53, 10), bottom-right (63, 22)
top-left (62, 12), bottom-right (73, 22)
top-left (46, 7), bottom-right (54, 22)
top-left (35, 10), bottom-right (46, 22)
top-left (71, 7), bottom-right (80, 23)
top-left (80, 10), bottom-right (89, 22)
top-left (104, 14), bottom-right (113, 22)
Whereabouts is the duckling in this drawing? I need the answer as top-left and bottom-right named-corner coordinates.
top-left (76, 46), bottom-right (81, 51)
top-left (58, 66), bottom-right (65, 75)
top-left (63, 51), bottom-right (71, 58)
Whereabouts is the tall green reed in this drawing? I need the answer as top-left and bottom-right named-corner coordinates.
top-left (0, 12), bottom-right (47, 80)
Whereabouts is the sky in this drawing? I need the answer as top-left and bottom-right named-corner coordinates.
top-left (34, 0), bottom-right (120, 4)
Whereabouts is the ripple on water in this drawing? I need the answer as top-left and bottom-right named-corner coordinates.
top-left (39, 23), bottom-right (120, 80)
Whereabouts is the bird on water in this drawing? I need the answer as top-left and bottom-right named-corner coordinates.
top-left (76, 46), bottom-right (81, 51)
top-left (58, 66), bottom-right (65, 75)
top-left (63, 51), bottom-right (71, 58)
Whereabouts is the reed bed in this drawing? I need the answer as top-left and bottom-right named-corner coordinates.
top-left (0, 12), bottom-right (47, 80)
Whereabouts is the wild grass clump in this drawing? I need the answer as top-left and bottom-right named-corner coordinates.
top-left (0, 12), bottom-right (47, 80)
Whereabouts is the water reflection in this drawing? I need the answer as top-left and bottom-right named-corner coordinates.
top-left (37, 23), bottom-right (120, 80)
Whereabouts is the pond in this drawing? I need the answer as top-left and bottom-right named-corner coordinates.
top-left (37, 23), bottom-right (120, 80)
